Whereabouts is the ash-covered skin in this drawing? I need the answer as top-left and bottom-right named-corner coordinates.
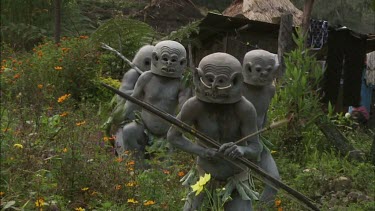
top-left (242, 49), bottom-right (280, 207)
top-left (118, 45), bottom-right (154, 97)
top-left (168, 53), bottom-right (261, 210)
top-left (194, 53), bottom-right (243, 104)
top-left (242, 50), bottom-right (278, 86)
top-left (115, 41), bottom-right (189, 166)
top-left (151, 40), bottom-right (187, 78)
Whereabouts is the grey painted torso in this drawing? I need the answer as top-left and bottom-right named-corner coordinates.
top-left (242, 83), bottom-right (275, 129)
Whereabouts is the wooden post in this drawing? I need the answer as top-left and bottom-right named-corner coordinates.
top-left (302, 0), bottom-right (315, 41)
top-left (277, 13), bottom-right (294, 78)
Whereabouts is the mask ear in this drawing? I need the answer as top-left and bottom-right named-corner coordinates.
top-left (244, 62), bottom-right (252, 72)
top-left (273, 55), bottom-right (280, 72)
top-left (193, 67), bottom-right (200, 86)
top-left (231, 72), bottom-right (244, 86)
top-left (180, 58), bottom-right (187, 67)
top-left (152, 52), bottom-right (158, 66)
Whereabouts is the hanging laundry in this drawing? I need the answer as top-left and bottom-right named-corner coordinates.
top-left (366, 51), bottom-right (375, 86)
top-left (321, 27), bottom-right (367, 107)
top-left (307, 19), bottom-right (329, 49)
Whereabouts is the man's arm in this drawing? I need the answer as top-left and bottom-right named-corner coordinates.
top-left (167, 97), bottom-right (216, 158)
top-left (118, 69), bottom-right (141, 96)
top-left (123, 72), bottom-right (151, 120)
top-left (219, 99), bottom-right (262, 161)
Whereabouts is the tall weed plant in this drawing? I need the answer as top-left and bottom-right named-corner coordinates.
top-left (270, 29), bottom-right (323, 159)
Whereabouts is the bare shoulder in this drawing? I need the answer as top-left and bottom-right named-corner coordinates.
top-left (181, 97), bottom-right (203, 111)
top-left (235, 97), bottom-right (257, 115)
top-left (135, 71), bottom-right (154, 86)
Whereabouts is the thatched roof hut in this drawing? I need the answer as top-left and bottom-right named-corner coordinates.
top-left (223, 0), bottom-right (303, 26)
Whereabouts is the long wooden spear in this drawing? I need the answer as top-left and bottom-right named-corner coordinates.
top-left (101, 43), bottom-right (143, 75)
top-left (101, 83), bottom-right (320, 211)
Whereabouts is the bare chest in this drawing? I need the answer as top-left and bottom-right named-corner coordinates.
top-left (195, 105), bottom-right (241, 143)
top-left (143, 76), bottom-right (181, 103)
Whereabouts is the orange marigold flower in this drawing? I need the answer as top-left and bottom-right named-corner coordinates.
top-left (37, 84), bottom-right (43, 89)
top-left (60, 112), bottom-right (68, 117)
top-left (79, 35), bottom-right (89, 39)
top-left (116, 157), bottom-right (123, 163)
top-left (115, 184), bottom-right (122, 190)
top-left (275, 199), bottom-right (282, 207)
top-left (144, 200), bottom-right (156, 206)
top-left (57, 94), bottom-right (71, 103)
top-left (13, 73), bottom-right (20, 79)
top-left (178, 171), bottom-right (185, 177)
top-left (62, 148), bottom-right (68, 153)
top-left (0, 191), bottom-right (4, 196)
top-left (103, 136), bottom-right (109, 142)
top-left (76, 121), bottom-right (86, 126)
top-left (37, 51), bottom-right (43, 57)
top-left (54, 66), bottom-right (63, 71)
top-left (61, 48), bottom-right (70, 53)
top-left (163, 170), bottom-right (170, 175)
top-left (126, 160), bottom-right (135, 166)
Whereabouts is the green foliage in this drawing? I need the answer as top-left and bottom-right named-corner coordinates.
top-left (0, 36), bottom-right (105, 107)
top-left (166, 21), bottom-right (201, 47)
top-left (0, 0), bottom-right (93, 50)
top-left (90, 17), bottom-right (156, 79)
top-left (272, 28), bottom-right (323, 141)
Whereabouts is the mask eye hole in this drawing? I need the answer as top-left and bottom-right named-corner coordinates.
top-left (162, 57), bottom-right (168, 62)
top-left (248, 66), bottom-right (252, 72)
top-left (144, 59), bottom-right (150, 66)
top-left (255, 68), bottom-right (261, 72)
top-left (154, 55), bottom-right (159, 61)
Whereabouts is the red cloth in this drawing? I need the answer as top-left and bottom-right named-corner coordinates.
top-left (352, 106), bottom-right (369, 120)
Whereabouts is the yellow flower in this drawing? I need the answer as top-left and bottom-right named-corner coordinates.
top-left (62, 148), bottom-right (68, 153)
top-left (75, 207), bottom-right (85, 211)
top-left (125, 181), bottom-right (136, 187)
top-left (37, 84), bottom-right (43, 89)
top-left (0, 191), bottom-right (4, 196)
top-left (271, 150), bottom-right (277, 154)
top-left (191, 173), bottom-right (211, 196)
top-left (54, 66), bottom-right (63, 71)
top-left (81, 187), bottom-right (89, 191)
top-left (35, 198), bottom-right (44, 207)
top-left (57, 94), bottom-right (71, 103)
top-left (103, 136), bottom-right (109, 142)
top-left (127, 198), bottom-right (138, 204)
top-left (143, 200), bottom-right (156, 206)
top-left (13, 144), bottom-right (23, 149)
top-left (76, 121), bottom-right (86, 126)
top-left (115, 184), bottom-right (122, 190)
